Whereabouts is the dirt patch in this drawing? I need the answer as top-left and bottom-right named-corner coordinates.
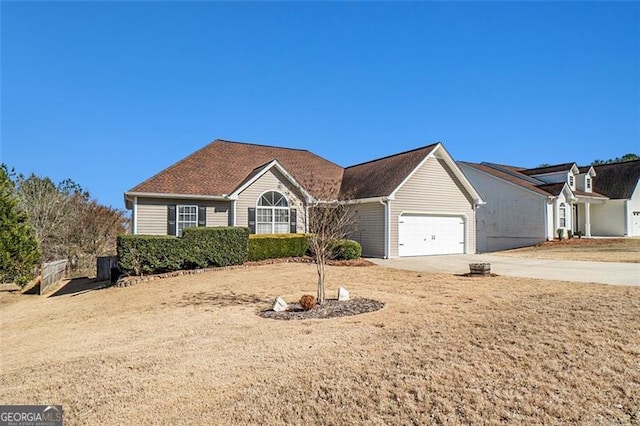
top-left (178, 291), bottom-right (268, 308)
top-left (498, 238), bottom-right (640, 263)
top-left (457, 272), bottom-right (500, 278)
top-left (259, 297), bottom-right (385, 320)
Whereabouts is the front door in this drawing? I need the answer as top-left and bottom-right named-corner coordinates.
top-left (573, 204), bottom-right (579, 233)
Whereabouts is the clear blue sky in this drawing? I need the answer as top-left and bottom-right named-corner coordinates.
top-left (2, 1), bottom-right (638, 209)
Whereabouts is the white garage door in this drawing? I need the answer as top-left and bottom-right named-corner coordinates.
top-left (398, 215), bottom-right (465, 257)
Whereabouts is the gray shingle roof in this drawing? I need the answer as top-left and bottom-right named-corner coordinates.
top-left (591, 160), bottom-right (640, 199)
top-left (520, 163), bottom-right (576, 176)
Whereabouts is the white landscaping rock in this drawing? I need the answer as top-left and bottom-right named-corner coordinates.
top-left (338, 287), bottom-right (350, 301)
top-left (272, 296), bottom-right (288, 312)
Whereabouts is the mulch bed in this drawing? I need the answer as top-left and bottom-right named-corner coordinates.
top-left (246, 256), bottom-right (375, 267)
top-left (259, 298), bottom-right (385, 320)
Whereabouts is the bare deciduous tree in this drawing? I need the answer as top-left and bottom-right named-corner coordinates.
top-left (13, 172), bottom-right (128, 276)
top-left (307, 187), bottom-right (356, 305)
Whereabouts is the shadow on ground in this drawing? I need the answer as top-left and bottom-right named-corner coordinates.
top-left (49, 277), bottom-right (110, 298)
top-left (177, 292), bottom-right (268, 308)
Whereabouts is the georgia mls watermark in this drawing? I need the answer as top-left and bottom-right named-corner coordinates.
top-left (0, 405), bottom-right (62, 426)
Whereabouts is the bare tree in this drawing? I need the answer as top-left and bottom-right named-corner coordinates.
top-left (307, 189), bottom-right (357, 305)
top-left (13, 172), bottom-right (128, 276)
top-left (15, 174), bottom-right (88, 260)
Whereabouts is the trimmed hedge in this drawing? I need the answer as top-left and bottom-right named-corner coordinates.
top-left (248, 234), bottom-right (311, 261)
top-left (117, 227), bottom-right (249, 275)
top-left (330, 239), bottom-right (362, 260)
top-left (183, 226), bottom-right (249, 268)
top-left (117, 235), bottom-right (185, 275)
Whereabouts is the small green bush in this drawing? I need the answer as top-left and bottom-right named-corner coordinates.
top-left (567, 230), bottom-right (573, 239)
top-left (117, 227), bottom-right (249, 276)
top-left (248, 234), bottom-right (310, 261)
top-left (557, 228), bottom-right (564, 241)
top-left (330, 239), bottom-right (362, 260)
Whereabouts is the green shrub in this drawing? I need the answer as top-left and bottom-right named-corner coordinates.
top-left (248, 234), bottom-right (310, 261)
top-left (567, 230), bottom-right (573, 239)
top-left (117, 235), bottom-right (185, 275)
top-left (183, 226), bottom-right (249, 267)
top-left (557, 228), bottom-right (564, 241)
top-left (117, 227), bottom-right (249, 276)
top-left (330, 239), bottom-right (362, 260)
top-left (0, 166), bottom-right (41, 286)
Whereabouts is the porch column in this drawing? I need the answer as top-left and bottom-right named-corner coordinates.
top-left (584, 202), bottom-right (591, 237)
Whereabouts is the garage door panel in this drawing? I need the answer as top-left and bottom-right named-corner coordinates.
top-left (399, 215), bottom-right (465, 257)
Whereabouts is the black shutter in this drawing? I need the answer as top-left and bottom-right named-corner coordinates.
top-left (248, 207), bottom-right (256, 234)
top-left (289, 208), bottom-right (297, 233)
top-left (167, 205), bottom-right (177, 236)
top-left (198, 206), bottom-right (206, 227)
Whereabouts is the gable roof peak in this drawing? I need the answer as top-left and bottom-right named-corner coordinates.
top-left (345, 142), bottom-right (440, 170)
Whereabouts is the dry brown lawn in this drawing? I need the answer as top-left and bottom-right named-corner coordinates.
top-left (498, 238), bottom-right (640, 263)
top-left (1, 264), bottom-right (639, 425)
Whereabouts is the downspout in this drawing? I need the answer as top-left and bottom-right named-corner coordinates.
top-left (380, 198), bottom-right (390, 259)
top-left (543, 198), bottom-right (549, 240)
top-left (231, 199), bottom-right (237, 226)
top-left (133, 196), bottom-right (138, 235)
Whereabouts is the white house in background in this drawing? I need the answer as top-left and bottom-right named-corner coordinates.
top-left (124, 139), bottom-right (484, 258)
top-left (458, 162), bottom-right (608, 253)
top-left (590, 159), bottom-right (640, 237)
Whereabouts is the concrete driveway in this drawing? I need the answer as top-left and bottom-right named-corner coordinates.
top-left (369, 254), bottom-right (640, 286)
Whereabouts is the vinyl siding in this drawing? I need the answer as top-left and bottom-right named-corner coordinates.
top-left (206, 202), bottom-right (231, 227)
top-left (136, 198), bottom-right (167, 235)
top-left (350, 202), bottom-right (385, 258)
top-left (135, 197), bottom-right (231, 235)
top-left (459, 164), bottom-right (548, 252)
top-left (390, 158), bottom-right (476, 257)
top-left (236, 169), bottom-right (307, 233)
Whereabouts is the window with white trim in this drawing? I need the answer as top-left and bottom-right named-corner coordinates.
top-left (256, 191), bottom-right (290, 234)
top-left (586, 177), bottom-right (591, 189)
top-left (559, 203), bottom-right (567, 227)
top-left (569, 175), bottom-right (574, 187)
top-left (177, 205), bottom-right (198, 236)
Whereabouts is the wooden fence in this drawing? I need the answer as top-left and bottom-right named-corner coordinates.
top-left (40, 259), bottom-right (68, 295)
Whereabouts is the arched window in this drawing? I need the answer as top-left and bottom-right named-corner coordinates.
top-left (256, 191), bottom-right (290, 234)
top-left (559, 203), bottom-right (566, 227)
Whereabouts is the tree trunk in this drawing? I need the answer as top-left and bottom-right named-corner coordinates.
top-left (316, 251), bottom-right (326, 305)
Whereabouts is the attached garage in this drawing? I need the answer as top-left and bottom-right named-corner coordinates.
top-left (398, 214), bottom-right (466, 257)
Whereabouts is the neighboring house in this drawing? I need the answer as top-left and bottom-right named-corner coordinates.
top-left (590, 159), bottom-right (640, 237)
top-left (458, 161), bottom-right (608, 253)
top-left (125, 139), bottom-right (483, 258)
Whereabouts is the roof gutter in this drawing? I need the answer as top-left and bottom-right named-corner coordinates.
top-left (124, 191), bottom-right (234, 209)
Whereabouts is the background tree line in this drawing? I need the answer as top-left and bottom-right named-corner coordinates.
top-left (538, 153), bottom-right (638, 168)
top-left (590, 153), bottom-right (638, 165)
top-left (1, 164), bottom-right (128, 285)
